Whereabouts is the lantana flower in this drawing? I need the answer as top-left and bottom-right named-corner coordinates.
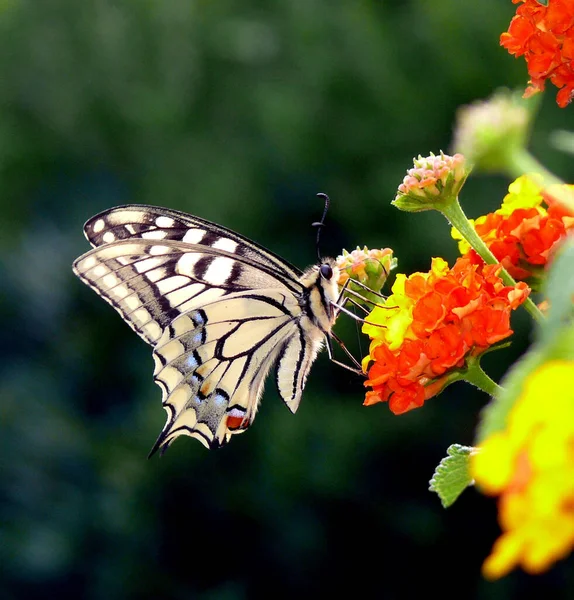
top-left (361, 257), bottom-right (530, 414)
top-left (393, 152), bottom-right (469, 213)
top-left (500, 0), bottom-right (574, 108)
top-left (451, 90), bottom-right (530, 172)
top-left (471, 360), bottom-right (574, 579)
top-left (452, 175), bottom-right (574, 284)
top-left (336, 246), bottom-right (397, 303)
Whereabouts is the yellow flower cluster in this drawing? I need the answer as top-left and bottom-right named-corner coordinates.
top-left (471, 361), bottom-right (574, 579)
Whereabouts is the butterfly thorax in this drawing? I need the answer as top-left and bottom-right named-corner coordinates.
top-left (297, 258), bottom-right (340, 336)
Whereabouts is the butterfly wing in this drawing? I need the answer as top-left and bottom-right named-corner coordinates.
top-left (73, 205), bottom-right (336, 451)
top-left (82, 204), bottom-right (302, 284)
top-left (149, 289), bottom-right (309, 451)
top-left (72, 238), bottom-right (303, 346)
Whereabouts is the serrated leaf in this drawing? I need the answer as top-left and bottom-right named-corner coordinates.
top-left (429, 444), bottom-right (474, 508)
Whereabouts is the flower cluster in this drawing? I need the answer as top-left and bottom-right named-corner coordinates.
top-left (337, 246), bottom-right (395, 289)
top-left (362, 257), bottom-right (530, 414)
top-left (393, 152), bottom-right (469, 212)
top-left (452, 175), bottom-right (574, 283)
top-left (471, 361), bottom-right (574, 579)
top-left (500, 0), bottom-right (574, 108)
top-left (451, 90), bottom-right (530, 173)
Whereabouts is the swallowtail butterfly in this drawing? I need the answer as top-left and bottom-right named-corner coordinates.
top-left (73, 204), bottom-right (345, 452)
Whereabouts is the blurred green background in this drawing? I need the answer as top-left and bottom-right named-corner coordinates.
top-left (1, 1), bottom-right (573, 599)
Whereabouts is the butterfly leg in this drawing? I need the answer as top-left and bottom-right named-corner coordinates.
top-left (325, 334), bottom-right (364, 375)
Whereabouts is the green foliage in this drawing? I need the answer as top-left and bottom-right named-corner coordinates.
top-left (476, 239), bottom-right (574, 442)
top-left (429, 444), bottom-right (474, 508)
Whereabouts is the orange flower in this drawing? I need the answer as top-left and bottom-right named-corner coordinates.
top-left (362, 257), bottom-right (529, 414)
top-left (452, 176), bottom-right (574, 283)
top-left (500, 0), bottom-right (574, 108)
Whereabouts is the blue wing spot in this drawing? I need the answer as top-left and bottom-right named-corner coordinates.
top-left (213, 393), bottom-right (228, 407)
top-left (192, 310), bottom-right (206, 327)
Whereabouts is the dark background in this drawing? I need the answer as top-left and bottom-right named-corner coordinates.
top-left (1, 1), bottom-right (573, 599)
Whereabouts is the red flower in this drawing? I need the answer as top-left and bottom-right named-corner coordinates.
top-left (500, 0), bottom-right (574, 107)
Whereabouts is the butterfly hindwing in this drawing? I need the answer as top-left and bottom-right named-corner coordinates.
top-left (150, 290), bottom-right (309, 450)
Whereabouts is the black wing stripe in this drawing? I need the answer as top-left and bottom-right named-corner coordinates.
top-left (84, 204), bottom-right (303, 280)
top-left (76, 238), bottom-right (303, 294)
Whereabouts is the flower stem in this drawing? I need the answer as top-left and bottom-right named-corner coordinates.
top-left (462, 358), bottom-right (503, 397)
top-left (507, 148), bottom-right (564, 187)
top-left (509, 148), bottom-right (574, 213)
top-left (441, 198), bottom-right (544, 323)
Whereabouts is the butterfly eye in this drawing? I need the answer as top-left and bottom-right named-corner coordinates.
top-left (320, 264), bottom-right (333, 280)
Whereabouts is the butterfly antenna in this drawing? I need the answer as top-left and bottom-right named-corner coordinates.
top-left (313, 192), bottom-right (330, 261)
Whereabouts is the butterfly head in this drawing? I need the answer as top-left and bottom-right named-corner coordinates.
top-left (317, 257), bottom-right (340, 313)
top-left (298, 257), bottom-right (340, 329)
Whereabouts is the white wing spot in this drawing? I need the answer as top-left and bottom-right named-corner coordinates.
top-left (149, 245), bottom-right (171, 256)
top-left (92, 219), bottom-right (105, 233)
top-left (135, 257), bottom-right (163, 273)
top-left (177, 253), bottom-right (202, 275)
top-left (102, 231), bottom-right (116, 243)
top-left (81, 256), bottom-right (97, 270)
top-left (134, 307), bottom-right (151, 324)
top-left (146, 267), bottom-right (167, 283)
top-left (102, 273), bottom-right (119, 288)
top-left (144, 321), bottom-right (162, 341)
top-left (113, 284), bottom-right (130, 299)
top-left (125, 224), bottom-right (136, 234)
top-left (142, 230), bottom-right (168, 240)
top-left (157, 275), bottom-right (190, 294)
top-left (125, 295), bottom-right (141, 310)
top-left (92, 264), bottom-right (107, 278)
top-left (156, 216), bottom-right (175, 228)
top-left (212, 238), bottom-right (238, 253)
top-left (182, 229), bottom-right (205, 244)
top-left (204, 256), bottom-right (234, 285)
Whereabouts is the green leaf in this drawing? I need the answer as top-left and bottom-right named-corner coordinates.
top-left (540, 238), bottom-right (574, 345)
top-left (475, 238), bottom-right (574, 442)
top-left (429, 444), bottom-right (474, 508)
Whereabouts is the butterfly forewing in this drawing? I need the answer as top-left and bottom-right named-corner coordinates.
top-left (73, 204), bottom-right (341, 451)
top-left (73, 238), bottom-right (302, 345)
top-left (83, 204), bottom-right (303, 286)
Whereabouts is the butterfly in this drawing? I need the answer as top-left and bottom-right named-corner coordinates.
top-left (73, 201), bottom-right (351, 453)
